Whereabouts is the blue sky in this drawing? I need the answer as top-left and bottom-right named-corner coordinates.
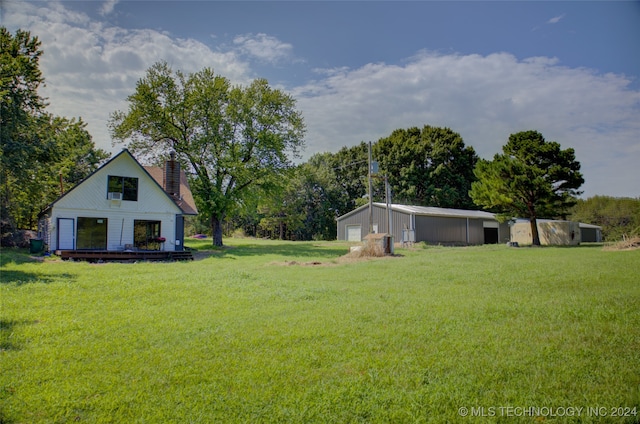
top-left (4, 1), bottom-right (640, 198)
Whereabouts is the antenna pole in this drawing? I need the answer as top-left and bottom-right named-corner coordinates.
top-left (368, 141), bottom-right (373, 234)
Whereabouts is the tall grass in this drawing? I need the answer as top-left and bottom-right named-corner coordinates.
top-left (1, 240), bottom-right (639, 423)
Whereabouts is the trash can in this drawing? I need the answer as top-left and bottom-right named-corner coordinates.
top-left (29, 239), bottom-right (44, 253)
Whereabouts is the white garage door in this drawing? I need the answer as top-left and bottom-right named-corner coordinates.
top-left (346, 225), bottom-right (362, 242)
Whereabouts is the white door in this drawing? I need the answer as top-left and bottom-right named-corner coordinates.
top-left (58, 218), bottom-right (75, 250)
top-left (346, 225), bottom-right (362, 242)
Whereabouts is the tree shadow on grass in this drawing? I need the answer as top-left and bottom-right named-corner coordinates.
top-left (0, 319), bottom-right (38, 352)
top-left (0, 248), bottom-right (35, 266)
top-left (0, 269), bottom-right (76, 285)
top-left (1, 249), bottom-right (76, 285)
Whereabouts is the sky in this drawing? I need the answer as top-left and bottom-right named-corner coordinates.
top-left (3, 0), bottom-right (640, 198)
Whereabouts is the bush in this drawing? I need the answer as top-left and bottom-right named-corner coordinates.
top-left (1, 221), bottom-right (37, 248)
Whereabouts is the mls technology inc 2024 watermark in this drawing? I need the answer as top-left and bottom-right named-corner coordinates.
top-left (458, 406), bottom-right (637, 419)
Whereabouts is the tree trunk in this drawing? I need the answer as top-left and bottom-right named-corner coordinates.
top-left (210, 214), bottom-right (224, 247)
top-left (530, 217), bottom-right (541, 246)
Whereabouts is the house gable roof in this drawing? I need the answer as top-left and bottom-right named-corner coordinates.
top-left (41, 149), bottom-right (197, 216)
top-left (143, 166), bottom-right (198, 215)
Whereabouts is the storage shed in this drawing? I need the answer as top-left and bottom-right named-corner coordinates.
top-left (336, 203), bottom-right (509, 245)
top-left (579, 223), bottom-right (603, 243)
top-left (510, 219), bottom-right (581, 246)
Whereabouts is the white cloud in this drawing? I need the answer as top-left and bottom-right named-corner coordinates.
top-left (547, 14), bottom-right (565, 24)
top-left (100, 0), bottom-right (119, 16)
top-left (295, 52), bottom-right (640, 197)
top-left (233, 33), bottom-right (295, 64)
top-left (4, 1), bottom-right (254, 155)
top-left (5, 2), bottom-right (639, 198)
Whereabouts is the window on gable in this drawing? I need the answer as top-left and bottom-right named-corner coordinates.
top-left (108, 176), bottom-right (138, 201)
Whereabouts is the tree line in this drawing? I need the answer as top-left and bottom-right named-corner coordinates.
top-left (1, 28), bottom-right (108, 246)
top-left (215, 126), bottom-right (480, 242)
top-left (3, 28), bottom-right (634, 247)
top-left (570, 196), bottom-right (640, 241)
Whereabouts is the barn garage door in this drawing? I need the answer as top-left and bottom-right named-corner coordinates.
top-left (346, 225), bottom-right (362, 242)
top-left (483, 220), bottom-right (499, 244)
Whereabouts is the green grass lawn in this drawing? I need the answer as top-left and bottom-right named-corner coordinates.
top-left (1, 239), bottom-right (639, 423)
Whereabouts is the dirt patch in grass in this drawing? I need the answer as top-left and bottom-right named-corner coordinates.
top-left (281, 260), bottom-right (324, 266)
top-left (272, 252), bottom-right (402, 267)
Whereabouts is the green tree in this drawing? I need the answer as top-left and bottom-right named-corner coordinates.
top-left (570, 196), bottom-right (640, 241)
top-left (290, 154), bottom-right (344, 240)
top-left (1, 28), bottom-right (107, 233)
top-left (109, 61), bottom-right (305, 246)
top-left (470, 130), bottom-right (584, 245)
top-left (251, 153), bottom-right (344, 241)
top-left (9, 115), bottom-right (107, 228)
top-left (1, 27), bottom-right (46, 227)
top-left (256, 174), bottom-right (305, 240)
top-left (374, 125), bottom-right (478, 208)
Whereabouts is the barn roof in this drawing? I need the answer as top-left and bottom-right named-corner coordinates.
top-left (578, 222), bottom-right (602, 230)
top-left (337, 203), bottom-right (497, 221)
top-left (386, 204), bottom-right (497, 219)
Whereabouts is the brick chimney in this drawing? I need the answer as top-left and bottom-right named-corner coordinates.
top-left (163, 151), bottom-right (180, 199)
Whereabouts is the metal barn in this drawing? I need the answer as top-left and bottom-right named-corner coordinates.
top-left (336, 203), bottom-right (509, 245)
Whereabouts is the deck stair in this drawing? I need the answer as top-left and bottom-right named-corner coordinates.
top-left (56, 249), bottom-right (194, 262)
top-left (168, 250), bottom-right (194, 261)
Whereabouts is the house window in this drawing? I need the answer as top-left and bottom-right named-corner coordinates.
top-left (134, 220), bottom-right (162, 250)
top-left (108, 176), bottom-right (138, 201)
top-left (77, 217), bottom-right (108, 250)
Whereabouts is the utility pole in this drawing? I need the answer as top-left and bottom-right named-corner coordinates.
top-left (385, 174), bottom-right (394, 254)
top-left (368, 141), bottom-right (373, 234)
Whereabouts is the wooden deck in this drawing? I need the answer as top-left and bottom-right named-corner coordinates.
top-left (55, 249), bottom-right (193, 262)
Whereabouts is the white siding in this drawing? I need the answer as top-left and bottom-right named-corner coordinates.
top-left (47, 152), bottom-right (183, 251)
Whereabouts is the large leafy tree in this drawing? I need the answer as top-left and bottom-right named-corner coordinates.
top-left (250, 148), bottom-right (368, 241)
top-left (374, 125), bottom-right (478, 208)
top-left (285, 153), bottom-right (344, 240)
top-left (109, 61), bottom-right (305, 246)
top-left (470, 130), bottom-right (584, 245)
top-left (1, 28), bottom-right (107, 233)
top-left (10, 116), bottom-right (108, 228)
top-left (328, 142), bottom-right (370, 210)
top-left (1, 27), bottom-right (46, 228)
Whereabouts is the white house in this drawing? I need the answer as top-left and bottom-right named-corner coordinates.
top-left (38, 149), bottom-right (198, 254)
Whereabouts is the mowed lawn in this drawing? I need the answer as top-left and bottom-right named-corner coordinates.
top-left (1, 239), bottom-right (639, 423)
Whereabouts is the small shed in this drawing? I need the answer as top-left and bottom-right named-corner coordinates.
top-left (510, 219), bottom-right (581, 246)
top-left (579, 223), bottom-right (603, 243)
top-left (336, 203), bottom-right (509, 245)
